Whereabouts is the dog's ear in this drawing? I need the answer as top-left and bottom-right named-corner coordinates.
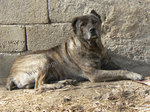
top-left (72, 17), bottom-right (79, 34)
top-left (91, 10), bottom-right (102, 23)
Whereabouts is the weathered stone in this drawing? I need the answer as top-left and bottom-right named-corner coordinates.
top-left (26, 23), bottom-right (72, 51)
top-left (0, 53), bottom-right (20, 78)
top-left (99, 0), bottom-right (150, 74)
top-left (0, 25), bottom-right (26, 52)
top-left (0, 0), bottom-right (48, 24)
top-left (49, 0), bottom-right (150, 76)
top-left (49, 0), bottom-right (87, 22)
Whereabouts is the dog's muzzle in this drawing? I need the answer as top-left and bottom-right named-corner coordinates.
top-left (89, 27), bottom-right (99, 40)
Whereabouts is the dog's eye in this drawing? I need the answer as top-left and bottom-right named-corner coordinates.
top-left (81, 22), bottom-right (87, 27)
top-left (92, 20), bottom-right (98, 25)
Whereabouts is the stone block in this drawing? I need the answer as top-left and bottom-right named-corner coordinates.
top-left (49, 0), bottom-right (87, 22)
top-left (26, 23), bottom-right (72, 51)
top-left (0, 0), bottom-right (48, 24)
top-left (0, 25), bottom-right (26, 52)
top-left (0, 53), bottom-right (20, 78)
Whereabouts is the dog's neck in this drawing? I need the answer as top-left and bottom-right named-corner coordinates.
top-left (66, 36), bottom-right (104, 59)
top-left (73, 36), bottom-right (100, 51)
top-left (71, 35), bottom-right (105, 55)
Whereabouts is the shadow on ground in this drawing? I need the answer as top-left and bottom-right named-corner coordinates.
top-left (105, 50), bottom-right (150, 77)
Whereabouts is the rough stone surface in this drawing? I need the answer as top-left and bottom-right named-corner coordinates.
top-left (0, 53), bottom-right (20, 78)
top-left (0, 0), bottom-right (48, 24)
top-left (0, 25), bottom-right (26, 52)
top-left (26, 23), bottom-right (72, 51)
top-left (49, 0), bottom-right (150, 77)
top-left (49, 0), bottom-right (88, 22)
top-left (99, 0), bottom-right (150, 77)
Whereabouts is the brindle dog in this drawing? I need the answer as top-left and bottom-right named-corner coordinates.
top-left (6, 10), bottom-right (143, 91)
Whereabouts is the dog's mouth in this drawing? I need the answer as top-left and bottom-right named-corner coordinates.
top-left (91, 34), bottom-right (98, 39)
top-left (88, 34), bottom-right (98, 41)
top-left (86, 34), bottom-right (98, 46)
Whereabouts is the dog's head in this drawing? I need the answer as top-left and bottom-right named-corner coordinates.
top-left (72, 10), bottom-right (102, 43)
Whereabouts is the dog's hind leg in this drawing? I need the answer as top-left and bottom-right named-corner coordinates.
top-left (24, 83), bottom-right (34, 89)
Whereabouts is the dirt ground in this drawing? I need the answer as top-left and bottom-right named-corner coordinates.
top-left (0, 78), bottom-right (150, 112)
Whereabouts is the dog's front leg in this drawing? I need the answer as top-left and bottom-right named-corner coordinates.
top-left (84, 69), bottom-right (144, 82)
top-left (35, 71), bottom-right (46, 90)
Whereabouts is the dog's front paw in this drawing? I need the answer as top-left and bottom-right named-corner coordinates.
top-left (34, 87), bottom-right (44, 94)
top-left (126, 72), bottom-right (144, 81)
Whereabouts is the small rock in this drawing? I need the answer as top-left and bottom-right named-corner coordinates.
top-left (63, 96), bottom-right (72, 103)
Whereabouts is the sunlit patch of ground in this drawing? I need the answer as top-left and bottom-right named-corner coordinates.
top-left (0, 78), bottom-right (150, 112)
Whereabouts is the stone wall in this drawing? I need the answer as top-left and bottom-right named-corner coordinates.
top-left (0, 0), bottom-right (150, 78)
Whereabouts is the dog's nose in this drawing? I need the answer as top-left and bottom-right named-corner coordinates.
top-left (89, 27), bottom-right (96, 33)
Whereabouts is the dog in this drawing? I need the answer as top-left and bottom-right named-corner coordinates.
top-left (6, 10), bottom-right (143, 91)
